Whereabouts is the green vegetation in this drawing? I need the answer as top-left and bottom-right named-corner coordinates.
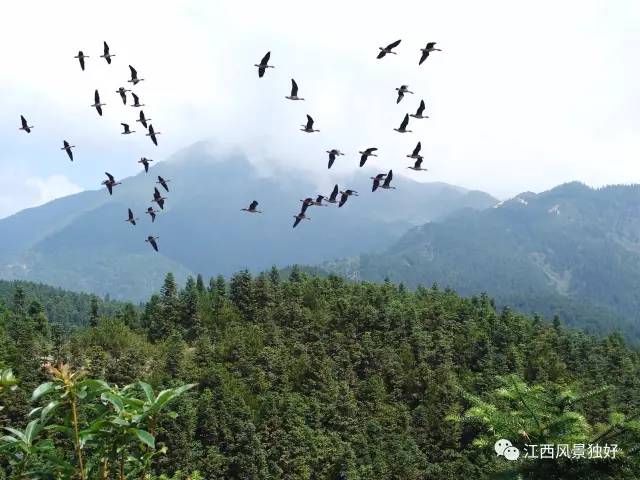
top-left (325, 182), bottom-right (640, 344)
top-left (1, 270), bottom-right (639, 478)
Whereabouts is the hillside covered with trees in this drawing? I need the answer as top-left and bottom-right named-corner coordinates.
top-left (1, 271), bottom-right (640, 478)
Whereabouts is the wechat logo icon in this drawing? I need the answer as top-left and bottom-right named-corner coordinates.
top-left (495, 439), bottom-right (520, 461)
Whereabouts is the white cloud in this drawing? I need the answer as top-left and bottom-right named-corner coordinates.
top-left (0, 170), bottom-right (82, 219)
top-left (1, 0), bottom-right (640, 213)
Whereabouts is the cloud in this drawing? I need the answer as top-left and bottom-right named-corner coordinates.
top-left (0, 171), bottom-right (82, 219)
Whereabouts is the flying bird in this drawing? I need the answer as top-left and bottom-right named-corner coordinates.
top-left (126, 208), bottom-right (138, 226)
top-left (102, 172), bottom-right (121, 195)
top-left (136, 110), bottom-right (150, 128)
top-left (145, 236), bottom-right (159, 252)
top-left (116, 87), bottom-right (130, 104)
top-left (146, 207), bottom-right (158, 223)
top-left (100, 41), bottom-right (115, 64)
top-left (395, 85), bottom-right (414, 104)
top-left (359, 147), bottom-right (378, 167)
top-left (138, 157), bottom-right (153, 173)
top-left (91, 90), bottom-right (106, 116)
top-left (419, 42), bottom-right (442, 65)
top-left (338, 189), bottom-right (358, 208)
top-left (130, 92), bottom-right (144, 108)
top-left (152, 187), bottom-right (166, 210)
top-left (241, 200), bottom-right (262, 213)
top-left (380, 170), bottom-right (396, 190)
top-left (285, 79), bottom-right (304, 101)
top-left (19, 115), bottom-right (33, 133)
top-left (292, 212), bottom-right (310, 228)
top-left (394, 114), bottom-right (412, 133)
top-left (157, 176), bottom-right (170, 192)
top-left (410, 100), bottom-right (428, 119)
top-left (407, 141), bottom-right (422, 159)
top-left (408, 157), bottom-right (428, 171)
top-left (326, 184), bottom-right (340, 204)
top-left (326, 149), bottom-right (344, 169)
top-left (121, 123), bottom-right (135, 135)
top-left (61, 140), bottom-right (75, 161)
top-left (377, 39), bottom-right (401, 59)
top-left (255, 51), bottom-right (274, 78)
top-left (300, 114), bottom-right (319, 133)
top-left (128, 65), bottom-right (144, 85)
top-left (314, 195), bottom-right (328, 206)
top-left (146, 124), bottom-right (160, 146)
top-left (74, 51), bottom-right (89, 71)
top-left (371, 173), bottom-right (388, 192)
top-left (299, 197), bottom-right (314, 215)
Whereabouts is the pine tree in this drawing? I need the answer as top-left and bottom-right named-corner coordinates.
top-left (229, 270), bottom-right (254, 318)
top-left (196, 274), bottom-right (205, 294)
top-left (89, 296), bottom-right (100, 327)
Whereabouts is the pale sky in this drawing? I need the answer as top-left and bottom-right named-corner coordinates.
top-left (1, 0), bottom-right (640, 219)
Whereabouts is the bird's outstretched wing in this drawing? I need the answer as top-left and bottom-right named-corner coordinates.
top-left (291, 79), bottom-right (298, 97)
top-left (386, 39), bottom-right (401, 50)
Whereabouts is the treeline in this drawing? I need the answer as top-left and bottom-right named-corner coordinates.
top-left (0, 280), bottom-right (127, 328)
top-left (1, 269), bottom-right (640, 478)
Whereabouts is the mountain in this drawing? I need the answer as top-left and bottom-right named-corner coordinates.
top-left (0, 142), bottom-right (496, 301)
top-left (323, 182), bottom-right (640, 343)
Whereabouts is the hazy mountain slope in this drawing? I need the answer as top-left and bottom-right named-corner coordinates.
top-left (0, 143), bottom-right (496, 300)
top-left (323, 182), bottom-right (640, 342)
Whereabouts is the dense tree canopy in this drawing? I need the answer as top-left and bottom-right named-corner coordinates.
top-left (1, 270), bottom-right (639, 478)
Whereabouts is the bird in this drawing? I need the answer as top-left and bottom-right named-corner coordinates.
top-left (74, 51), bottom-right (89, 71)
top-left (146, 207), bottom-right (158, 223)
top-left (102, 172), bottom-right (121, 195)
top-left (407, 141), bottom-right (422, 159)
top-left (408, 157), bottom-right (428, 171)
top-left (410, 100), bottom-right (428, 119)
top-left (128, 65), bottom-right (144, 85)
top-left (377, 39), bottom-right (401, 59)
top-left (61, 140), bottom-right (75, 161)
top-left (121, 123), bottom-right (135, 135)
top-left (380, 170), bottom-right (396, 190)
top-left (395, 85), bottom-right (414, 104)
top-left (91, 90), bottom-right (106, 116)
top-left (136, 110), bottom-right (150, 129)
top-left (116, 87), bottom-right (130, 105)
top-left (371, 173), bottom-right (388, 192)
top-left (300, 114), bottom-right (319, 133)
top-left (419, 42), bottom-right (441, 65)
top-left (138, 157), bottom-right (153, 173)
top-left (126, 208), bottom-right (138, 226)
top-left (326, 149), bottom-right (344, 169)
top-left (255, 51), bottom-right (274, 78)
top-left (359, 147), bottom-right (378, 167)
top-left (313, 195), bottom-right (328, 206)
top-left (326, 185), bottom-right (340, 205)
top-left (241, 200), bottom-right (262, 213)
top-left (145, 236), bottom-right (159, 252)
top-left (146, 124), bottom-right (160, 146)
top-left (394, 113), bottom-right (412, 133)
top-left (100, 41), bottom-right (115, 64)
top-left (152, 187), bottom-right (166, 210)
top-left (338, 189), bottom-right (358, 207)
top-left (299, 198), bottom-right (314, 214)
top-left (285, 79), bottom-right (304, 101)
top-left (292, 212), bottom-right (310, 228)
top-left (157, 176), bottom-right (170, 192)
top-left (19, 115), bottom-right (33, 133)
top-left (130, 92), bottom-right (144, 108)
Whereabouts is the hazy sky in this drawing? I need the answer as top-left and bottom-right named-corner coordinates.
top-left (1, 0), bottom-right (639, 219)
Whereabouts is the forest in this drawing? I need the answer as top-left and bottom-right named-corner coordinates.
top-left (1, 269), bottom-right (640, 479)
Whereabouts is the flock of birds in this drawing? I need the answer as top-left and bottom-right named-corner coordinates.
top-left (18, 39), bottom-right (441, 252)
top-left (246, 39), bottom-right (441, 228)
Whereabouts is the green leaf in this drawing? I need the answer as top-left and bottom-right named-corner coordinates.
top-left (24, 420), bottom-right (40, 443)
top-left (41, 400), bottom-right (60, 419)
top-left (134, 429), bottom-right (155, 449)
top-left (31, 382), bottom-right (55, 401)
top-left (139, 381), bottom-right (155, 403)
top-left (101, 392), bottom-right (124, 413)
top-left (4, 427), bottom-right (27, 443)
